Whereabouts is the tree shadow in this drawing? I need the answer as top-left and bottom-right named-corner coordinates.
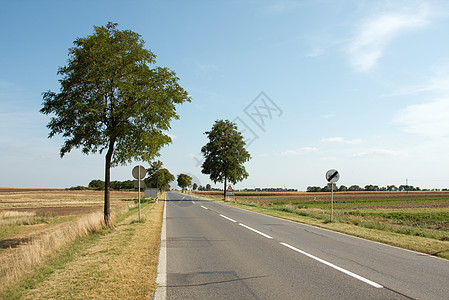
top-left (0, 237), bottom-right (33, 249)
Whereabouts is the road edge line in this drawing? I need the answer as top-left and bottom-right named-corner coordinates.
top-left (154, 194), bottom-right (167, 300)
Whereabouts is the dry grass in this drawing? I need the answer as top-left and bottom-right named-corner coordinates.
top-left (0, 190), bottom-right (135, 209)
top-left (0, 190), bottom-right (134, 243)
top-left (0, 211), bottom-right (40, 227)
top-left (0, 189), bottom-right (139, 296)
top-left (0, 205), bottom-right (130, 295)
top-left (0, 211), bottom-right (36, 218)
top-left (21, 200), bottom-right (164, 299)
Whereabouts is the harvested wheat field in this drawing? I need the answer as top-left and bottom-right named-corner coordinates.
top-left (0, 188), bottom-right (159, 298)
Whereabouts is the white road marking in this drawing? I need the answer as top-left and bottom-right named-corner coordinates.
top-left (192, 201), bottom-right (195, 204)
top-left (154, 194), bottom-right (167, 299)
top-left (280, 242), bottom-right (383, 288)
top-left (239, 223), bottom-right (273, 239)
top-left (200, 205), bottom-right (208, 210)
top-left (220, 214), bottom-right (237, 223)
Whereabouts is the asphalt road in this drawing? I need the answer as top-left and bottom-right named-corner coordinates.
top-left (158, 192), bottom-right (449, 299)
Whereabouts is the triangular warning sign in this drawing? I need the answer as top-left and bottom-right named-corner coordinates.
top-left (227, 185), bottom-right (234, 192)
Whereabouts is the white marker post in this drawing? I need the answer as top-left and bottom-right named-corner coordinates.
top-left (132, 165), bottom-right (146, 222)
top-left (325, 169), bottom-right (340, 222)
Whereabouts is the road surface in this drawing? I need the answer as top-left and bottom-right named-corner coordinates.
top-left (156, 192), bottom-right (449, 299)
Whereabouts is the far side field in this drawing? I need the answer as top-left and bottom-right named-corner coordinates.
top-left (194, 190), bottom-right (449, 259)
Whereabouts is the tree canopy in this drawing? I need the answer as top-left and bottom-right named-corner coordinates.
top-left (40, 22), bottom-right (190, 225)
top-left (201, 120), bottom-right (251, 199)
top-left (145, 161), bottom-right (174, 192)
top-left (177, 173), bottom-right (192, 190)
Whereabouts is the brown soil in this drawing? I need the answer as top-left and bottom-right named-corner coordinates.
top-left (336, 202), bottom-right (449, 210)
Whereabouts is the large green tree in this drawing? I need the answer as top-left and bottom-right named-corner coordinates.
top-left (201, 120), bottom-right (251, 199)
top-left (177, 173), bottom-right (192, 191)
top-left (40, 23), bottom-right (190, 225)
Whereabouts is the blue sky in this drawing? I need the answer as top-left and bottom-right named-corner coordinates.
top-left (1, 0), bottom-right (449, 190)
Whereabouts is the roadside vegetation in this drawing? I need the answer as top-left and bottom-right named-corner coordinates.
top-left (194, 190), bottom-right (449, 259)
top-left (0, 189), bottom-right (163, 299)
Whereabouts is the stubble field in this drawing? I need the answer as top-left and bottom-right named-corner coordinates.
top-left (0, 188), bottom-right (164, 299)
top-left (0, 189), bottom-right (135, 249)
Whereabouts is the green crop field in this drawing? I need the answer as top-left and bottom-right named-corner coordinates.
top-left (194, 190), bottom-right (449, 258)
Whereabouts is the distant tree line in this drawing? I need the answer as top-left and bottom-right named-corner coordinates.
top-left (242, 188), bottom-right (298, 192)
top-left (195, 184), bottom-right (213, 191)
top-left (86, 162), bottom-right (217, 192)
top-left (88, 179), bottom-right (135, 190)
top-left (306, 184), bottom-right (424, 192)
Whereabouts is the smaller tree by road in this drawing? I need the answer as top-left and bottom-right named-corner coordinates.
top-left (145, 161), bottom-right (174, 192)
top-left (201, 120), bottom-right (251, 200)
top-left (177, 174), bottom-right (192, 191)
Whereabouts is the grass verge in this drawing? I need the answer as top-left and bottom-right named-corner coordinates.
top-left (8, 199), bottom-right (164, 299)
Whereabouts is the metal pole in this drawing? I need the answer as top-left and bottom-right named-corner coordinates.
top-left (331, 183), bottom-right (334, 222)
top-left (138, 169), bottom-right (141, 222)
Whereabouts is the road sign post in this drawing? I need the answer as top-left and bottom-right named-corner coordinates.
top-left (226, 185), bottom-right (235, 203)
top-left (331, 184), bottom-right (334, 222)
top-left (132, 165), bottom-right (146, 222)
top-left (325, 169), bottom-right (340, 222)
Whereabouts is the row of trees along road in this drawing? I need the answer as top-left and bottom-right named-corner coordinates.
top-left (307, 184), bottom-right (422, 192)
top-left (41, 23), bottom-right (190, 226)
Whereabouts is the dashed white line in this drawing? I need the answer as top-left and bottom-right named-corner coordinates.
top-left (239, 223), bottom-right (273, 239)
top-left (179, 193), bottom-right (384, 290)
top-left (280, 242), bottom-right (383, 288)
top-left (192, 201), bottom-right (195, 204)
top-left (220, 214), bottom-right (237, 223)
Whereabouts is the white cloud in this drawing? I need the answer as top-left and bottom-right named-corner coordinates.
top-left (281, 147), bottom-right (318, 156)
top-left (194, 61), bottom-right (218, 74)
top-left (320, 137), bottom-right (362, 144)
top-left (385, 70), bottom-right (449, 97)
top-left (347, 4), bottom-right (431, 72)
top-left (395, 98), bottom-right (449, 137)
top-left (322, 112), bottom-right (336, 119)
top-left (394, 77), bottom-right (449, 96)
top-left (321, 137), bottom-right (344, 143)
top-left (306, 47), bottom-right (325, 57)
top-left (352, 148), bottom-right (407, 158)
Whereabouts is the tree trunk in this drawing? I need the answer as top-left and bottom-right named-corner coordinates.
top-left (104, 138), bottom-right (115, 227)
top-left (223, 176), bottom-right (227, 201)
